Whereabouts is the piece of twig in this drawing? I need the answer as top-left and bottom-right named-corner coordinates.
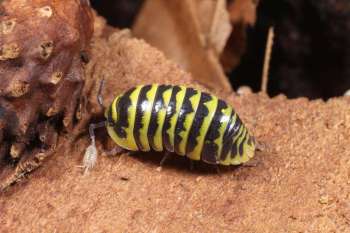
top-left (261, 26), bottom-right (274, 93)
top-left (0, 148), bottom-right (56, 192)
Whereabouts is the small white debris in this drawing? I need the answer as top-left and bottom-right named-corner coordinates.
top-left (319, 195), bottom-right (329, 204)
top-left (237, 86), bottom-right (252, 96)
top-left (344, 89), bottom-right (350, 96)
top-left (50, 71), bottom-right (63, 84)
top-left (82, 141), bottom-right (97, 175)
top-left (1, 19), bottom-right (16, 34)
top-left (38, 6), bottom-right (53, 18)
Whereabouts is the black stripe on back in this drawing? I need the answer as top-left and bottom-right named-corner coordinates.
top-left (133, 85), bottom-right (152, 150)
top-left (231, 114), bottom-right (243, 138)
top-left (201, 99), bottom-right (228, 164)
top-left (224, 114), bottom-right (243, 158)
top-left (238, 128), bottom-right (247, 156)
top-left (114, 87), bottom-right (136, 138)
top-left (162, 86), bottom-right (181, 152)
top-left (231, 125), bottom-right (245, 157)
top-left (174, 87), bottom-right (198, 154)
top-left (148, 85), bottom-right (172, 150)
top-left (186, 92), bottom-right (212, 155)
top-left (220, 111), bottom-right (235, 160)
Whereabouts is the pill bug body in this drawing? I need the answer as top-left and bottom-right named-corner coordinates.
top-left (105, 84), bottom-right (255, 165)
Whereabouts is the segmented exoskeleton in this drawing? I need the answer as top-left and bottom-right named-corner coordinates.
top-left (83, 84), bottom-right (256, 173)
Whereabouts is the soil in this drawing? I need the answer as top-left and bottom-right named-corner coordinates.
top-left (1, 17), bottom-right (350, 233)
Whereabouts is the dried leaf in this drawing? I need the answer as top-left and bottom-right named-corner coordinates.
top-left (133, 0), bottom-right (232, 92)
top-left (221, 0), bottom-right (259, 72)
top-left (228, 0), bottom-right (258, 26)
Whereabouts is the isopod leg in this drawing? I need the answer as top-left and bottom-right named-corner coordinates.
top-left (215, 165), bottom-right (221, 175)
top-left (103, 146), bottom-right (126, 156)
top-left (160, 152), bottom-right (171, 166)
top-left (189, 160), bottom-right (194, 171)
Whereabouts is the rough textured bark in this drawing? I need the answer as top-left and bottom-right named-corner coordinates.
top-left (0, 0), bottom-right (93, 189)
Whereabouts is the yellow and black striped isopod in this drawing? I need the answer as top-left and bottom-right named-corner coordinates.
top-left (83, 84), bottom-right (256, 173)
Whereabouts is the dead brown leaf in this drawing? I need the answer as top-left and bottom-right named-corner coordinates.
top-left (228, 0), bottom-right (258, 26)
top-left (221, 0), bottom-right (259, 72)
top-left (133, 0), bottom-right (232, 93)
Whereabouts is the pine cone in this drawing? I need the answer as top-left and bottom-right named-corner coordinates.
top-left (0, 0), bottom-right (93, 187)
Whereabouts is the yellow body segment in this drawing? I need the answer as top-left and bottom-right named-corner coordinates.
top-left (187, 96), bottom-right (218, 160)
top-left (231, 127), bottom-right (246, 165)
top-left (243, 138), bottom-right (256, 160)
top-left (219, 113), bottom-right (239, 166)
top-left (108, 86), bottom-right (142, 151)
top-left (166, 86), bottom-right (186, 153)
top-left (214, 106), bottom-right (233, 161)
top-left (138, 84), bottom-right (158, 151)
top-left (110, 97), bottom-right (119, 121)
top-left (152, 87), bottom-right (173, 151)
top-left (177, 91), bottom-right (202, 155)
